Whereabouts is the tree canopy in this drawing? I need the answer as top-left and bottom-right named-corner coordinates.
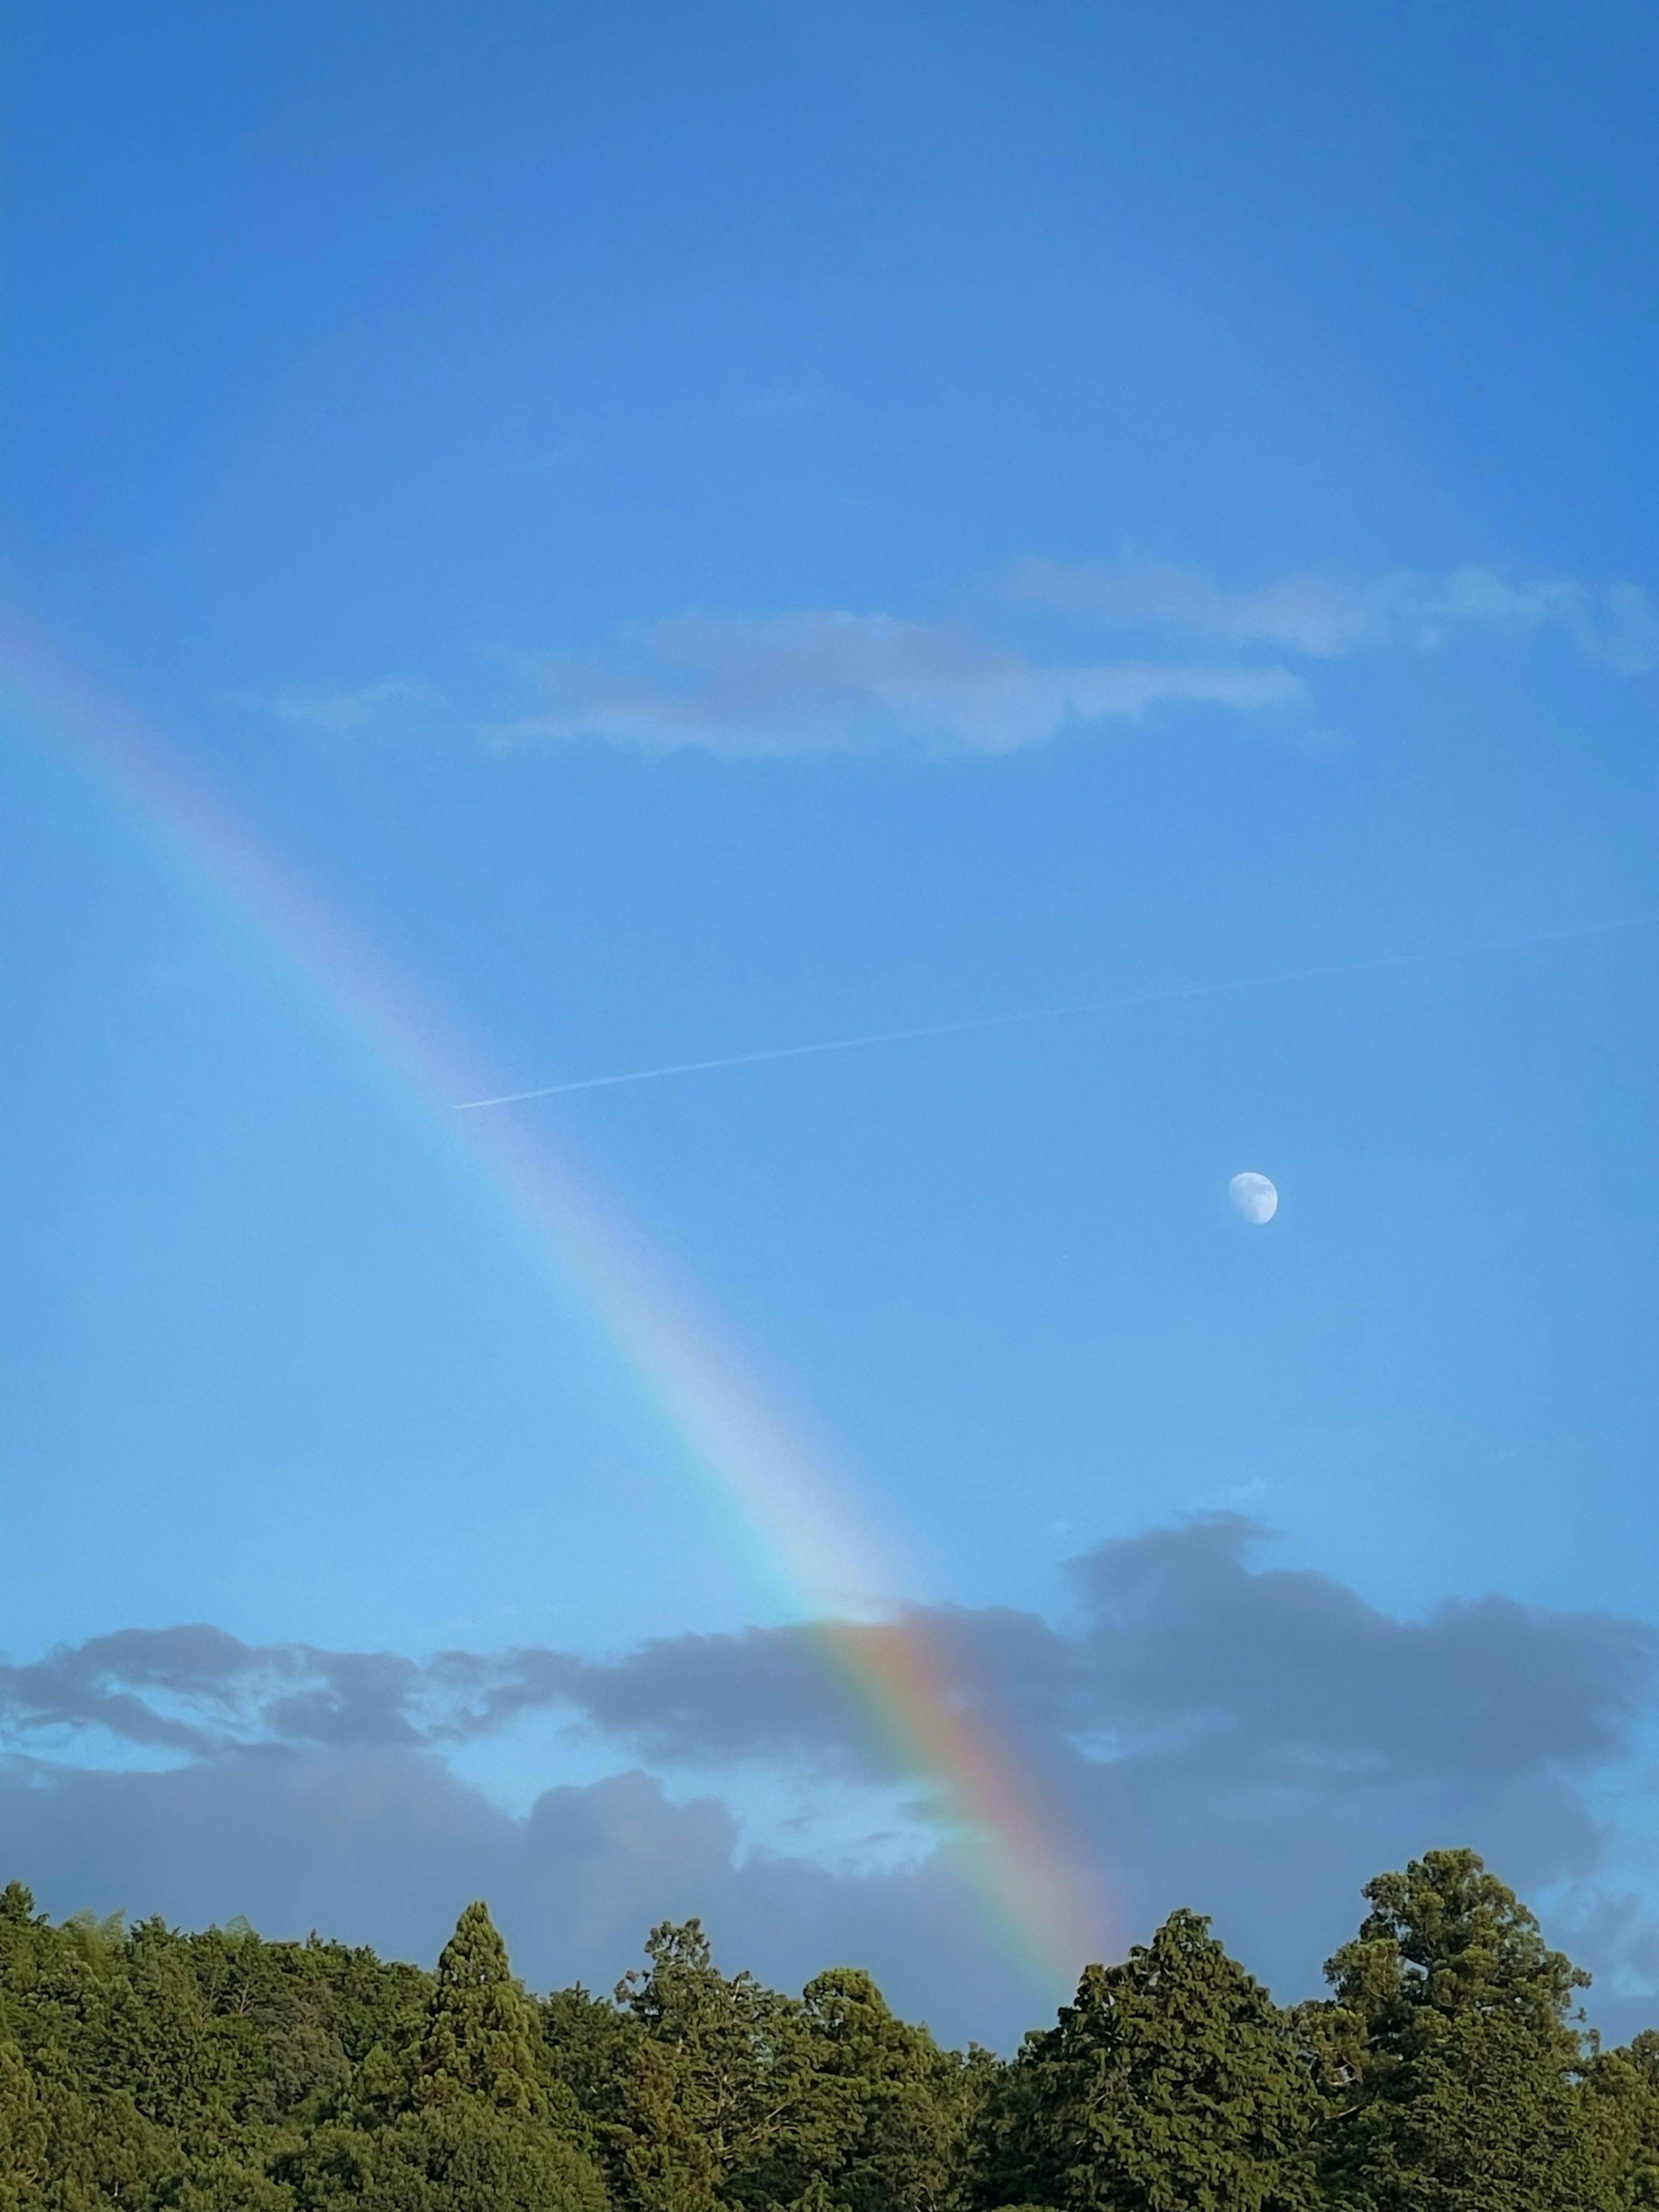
top-left (0, 1852), bottom-right (1653, 2211)
top-left (980, 1907), bottom-right (1317, 2212)
top-left (1312, 1849), bottom-right (1618, 2211)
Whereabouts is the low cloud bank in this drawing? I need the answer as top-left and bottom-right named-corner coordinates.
top-left (3, 1519), bottom-right (1655, 2047)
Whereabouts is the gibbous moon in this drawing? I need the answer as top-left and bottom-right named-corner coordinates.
top-left (1230, 1171), bottom-right (1278, 1225)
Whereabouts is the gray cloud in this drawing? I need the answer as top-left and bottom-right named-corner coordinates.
top-left (4, 1521), bottom-right (1656, 2044)
top-left (486, 611), bottom-right (1305, 760)
top-left (1069, 1516), bottom-right (1652, 1775)
top-left (1012, 559), bottom-right (1659, 674)
top-left (0, 1627), bottom-right (426, 1755)
top-left (0, 1755), bottom-right (1020, 2044)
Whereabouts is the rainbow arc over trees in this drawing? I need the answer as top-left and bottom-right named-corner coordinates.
top-left (0, 614), bottom-right (1099, 1999)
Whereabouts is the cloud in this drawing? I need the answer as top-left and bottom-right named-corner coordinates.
top-left (0, 1751), bottom-right (1016, 2041)
top-left (259, 556), bottom-right (1657, 764)
top-left (1012, 559), bottom-right (1659, 674)
top-left (486, 611), bottom-right (1306, 760)
top-left (273, 680), bottom-right (448, 735)
top-left (0, 1626), bottom-right (426, 1756)
top-left (4, 1522), bottom-right (1656, 2042)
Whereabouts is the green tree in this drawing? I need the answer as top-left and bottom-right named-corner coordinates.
top-left (804, 1966), bottom-right (968, 2212)
top-left (413, 1900), bottom-right (548, 2117)
top-left (740, 1965), bottom-right (968, 2212)
top-left (1584, 2030), bottom-right (1659, 2208)
top-left (0, 2036), bottom-right (48, 2211)
top-left (1317, 1847), bottom-right (1613, 2211)
top-left (982, 1907), bottom-right (1316, 2212)
top-left (286, 1902), bottom-right (607, 2212)
top-left (8, 1853), bottom-right (1659, 2212)
top-left (298, 2097), bottom-right (607, 2212)
top-left (605, 1920), bottom-right (798, 2212)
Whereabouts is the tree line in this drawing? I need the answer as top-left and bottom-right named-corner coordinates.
top-left (2, 1847), bottom-right (1657, 2209)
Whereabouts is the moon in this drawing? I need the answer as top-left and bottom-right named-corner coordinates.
top-left (1229, 1171), bottom-right (1278, 1225)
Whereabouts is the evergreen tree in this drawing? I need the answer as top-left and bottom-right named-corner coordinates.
top-left (742, 1965), bottom-right (968, 2212)
top-left (1585, 2028), bottom-right (1659, 2207)
top-left (300, 2097), bottom-right (607, 2212)
top-left (1317, 1847), bottom-right (1613, 2211)
top-left (413, 1900), bottom-right (548, 2116)
top-left (288, 1902), bottom-right (605, 2212)
top-left (3, 1852), bottom-right (1656, 2212)
top-left (606, 1919), bottom-right (799, 2212)
top-left (0, 2035), bottom-right (48, 2211)
top-left (982, 1907), bottom-right (1317, 2212)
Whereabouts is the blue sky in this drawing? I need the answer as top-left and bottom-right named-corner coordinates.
top-left (5, 0), bottom-right (1659, 2044)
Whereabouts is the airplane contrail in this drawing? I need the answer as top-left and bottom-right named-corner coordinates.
top-left (454, 915), bottom-right (1643, 1112)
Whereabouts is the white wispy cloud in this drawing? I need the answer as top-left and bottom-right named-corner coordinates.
top-left (261, 557), bottom-right (1657, 766)
top-left (1012, 559), bottom-right (1659, 675)
top-left (485, 610), bottom-right (1305, 760)
top-left (273, 680), bottom-right (447, 735)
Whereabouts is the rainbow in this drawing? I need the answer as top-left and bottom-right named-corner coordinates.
top-left (0, 606), bottom-right (1100, 2000)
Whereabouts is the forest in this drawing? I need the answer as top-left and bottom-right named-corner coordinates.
top-left (2, 1847), bottom-right (1657, 2210)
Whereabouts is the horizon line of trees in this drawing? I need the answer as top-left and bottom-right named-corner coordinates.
top-left (3, 1846), bottom-right (1657, 2209)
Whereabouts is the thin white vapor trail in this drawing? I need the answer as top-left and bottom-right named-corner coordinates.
top-left (454, 916), bottom-right (1643, 1112)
